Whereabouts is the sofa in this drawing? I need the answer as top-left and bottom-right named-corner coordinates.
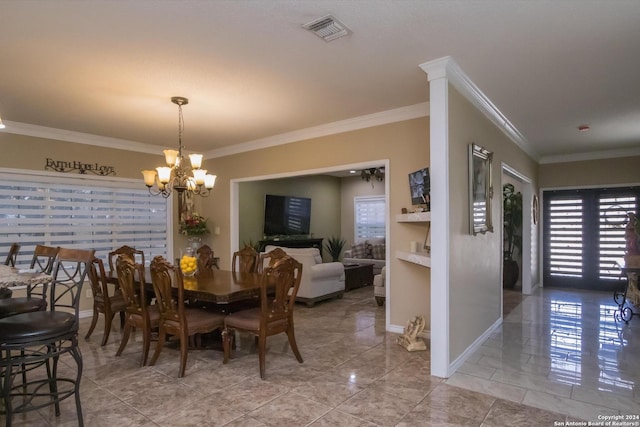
top-left (342, 238), bottom-right (386, 275)
top-left (263, 245), bottom-right (345, 307)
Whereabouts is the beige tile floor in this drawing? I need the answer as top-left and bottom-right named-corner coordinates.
top-left (3, 285), bottom-right (638, 426)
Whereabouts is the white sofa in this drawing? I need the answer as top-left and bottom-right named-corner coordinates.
top-left (342, 238), bottom-right (386, 275)
top-left (263, 246), bottom-right (345, 307)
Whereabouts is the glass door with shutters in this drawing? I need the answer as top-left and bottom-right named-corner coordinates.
top-left (543, 187), bottom-right (639, 291)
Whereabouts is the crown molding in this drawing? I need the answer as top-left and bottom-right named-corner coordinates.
top-left (0, 103), bottom-right (429, 160)
top-left (420, 56), bottom-right (539, 162)
top-left (204, 102), bottom-right (429, 159)
top-left (0, 121), bottom-right (163, 155)
top-left (539, 145), bottom-right (640, 164)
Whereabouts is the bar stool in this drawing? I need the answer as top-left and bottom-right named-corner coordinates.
top-left (0, 247), bottom-right (94, 427)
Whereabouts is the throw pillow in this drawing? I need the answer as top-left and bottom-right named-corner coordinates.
top-left (364, 242), bottom-right (374, 259)
top-left (351, 243), bottom-right (367, 258)
top-left (371, 243), bottom-right (385, 260)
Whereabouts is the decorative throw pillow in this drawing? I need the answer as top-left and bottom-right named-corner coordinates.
top-left (351, 243), bottom-right (367, 258)
top-left (371, 243), bottom-right (385, 260)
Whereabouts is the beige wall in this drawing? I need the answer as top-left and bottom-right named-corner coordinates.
top-left (539, 155), bottom-right (640, 188)
top-left (201, 117), bottom-right (430, 328)
top-left (447, 86), bottom-right (538, 361)
top-left (238, 175), bottom-right (342, 259)
top-left (0, 133), bottom-right (163, 178)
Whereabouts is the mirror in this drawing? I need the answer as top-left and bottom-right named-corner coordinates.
top-left (469, 143), bottom-right (493, 235)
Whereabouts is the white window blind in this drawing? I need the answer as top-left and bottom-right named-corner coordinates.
top-left (548, 197), bottom-right (583, 278)
top-left (0, 171), bottom-right (169, 269)
top-left (354, 195), bottom-right (385, 241)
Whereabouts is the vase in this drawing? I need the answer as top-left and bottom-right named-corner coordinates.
top-left (187, 236), bottom-right (202, 251)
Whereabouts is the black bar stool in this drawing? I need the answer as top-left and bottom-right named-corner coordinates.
top-left (0, 247), bottom-right (95, 427)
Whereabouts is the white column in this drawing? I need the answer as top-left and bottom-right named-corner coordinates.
top-left (420, 57), bottom-right (452, 378)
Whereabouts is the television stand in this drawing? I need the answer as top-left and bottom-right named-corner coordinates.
top-left (258, 237), bottom-right (324, 257)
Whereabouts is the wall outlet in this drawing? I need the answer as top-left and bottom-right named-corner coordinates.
top-left (86, 289), bottom-right (92, 298)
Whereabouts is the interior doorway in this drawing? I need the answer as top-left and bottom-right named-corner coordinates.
top-left (501, 164), bottom-right (536, 298)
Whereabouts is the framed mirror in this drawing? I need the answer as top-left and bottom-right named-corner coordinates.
top-left (469, 143), bottom-right (493, 235)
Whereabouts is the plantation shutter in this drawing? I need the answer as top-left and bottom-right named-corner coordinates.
top-left (354, 195), bottom-right (385, 241)
top-left (0, 170), bottom-right (169, 269)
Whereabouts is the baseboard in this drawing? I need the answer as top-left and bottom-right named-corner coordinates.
top-left (79, 309), bottom-right (92, 319)
top-left (388, 324), bottom-right (431, 340)
top-left (449, 317), bottom-right (502, 375)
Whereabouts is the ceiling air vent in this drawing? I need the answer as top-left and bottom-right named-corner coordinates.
top-left (303, 15), bottom-right (350, 42)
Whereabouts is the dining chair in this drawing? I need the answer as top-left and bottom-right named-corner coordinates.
top-left (196, 244), bottom-right (217, 271)
top-left (232, 245), bottom-right (259, 273)
top-left (4, 242), bottom-right (20, 267)
top-left (0, 245), bottom-right (59, 319)
top-left (222, 255), bottom-right (303, 379)
top-left (115, 255), bottom-right (160, 367)
top-left (148, 256), bottom-right (226, 378)
top-left (85, 257), bottom-right (127, 346)
top-left (0, 247), bottom-right (95, 426)
top-left (108, 245), bottom-right (145, 279)
top-left (257, 246), bottom-right (288, 273)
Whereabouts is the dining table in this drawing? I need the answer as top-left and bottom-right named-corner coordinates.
top-left (108, 266), bottom-right (265, 310)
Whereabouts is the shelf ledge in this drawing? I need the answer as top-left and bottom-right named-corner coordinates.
top-left (396, 250), bottom-right (431, 268)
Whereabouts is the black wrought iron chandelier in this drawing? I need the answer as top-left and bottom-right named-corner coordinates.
top-left (361, 167), bottom-right (384, 182)
top-left (142, 97), bottom-right (216, 198)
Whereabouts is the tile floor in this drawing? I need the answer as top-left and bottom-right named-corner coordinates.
top-left (2, 285), bottom-right (638, 426)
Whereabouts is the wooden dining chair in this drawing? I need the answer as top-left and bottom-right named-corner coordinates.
top-left (0, 245), bottom-right (59, 318)
top-left (257, 247), bottom-right (288, 273)
top-left (85, 257), bottom-right (127, 346)
top-left (196, 244), bottom-right (217, 271)
top-left (4, 242), bottom-right (20, 267)
top-left (148, 256), bottom-right (226, 377)
top-left (115, 256), bottom-right (160, 367)
top-left (232, 246), bottom-right (259, 273)
top-left (108, 245), bottom-right (145, 279)
top-left (222, 255), bottom-right (303, 379)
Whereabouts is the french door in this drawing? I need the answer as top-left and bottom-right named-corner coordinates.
top-left (543, 186), bottom-right (639, 291)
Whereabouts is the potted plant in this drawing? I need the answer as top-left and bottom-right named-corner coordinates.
top-left (325, 236), bottom-right (346, 262)
top-left (503, 183), bottom-right (523, 289)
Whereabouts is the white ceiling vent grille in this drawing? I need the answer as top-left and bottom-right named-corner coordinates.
top-left (303, 15), bottom-right (350, 42)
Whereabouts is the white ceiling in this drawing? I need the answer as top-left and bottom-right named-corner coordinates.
top-left (1, 1), bottom-right (640, 163)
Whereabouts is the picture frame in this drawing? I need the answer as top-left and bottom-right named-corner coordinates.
top-left (408, 167), bottom-right (430, 208)
top-left (532, 194), bottom-right (540, 225)
top-left (468, 143), bottom-right (493, 235)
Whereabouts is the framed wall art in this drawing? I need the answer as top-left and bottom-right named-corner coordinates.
top-left (468, 143), bottom-right (494, 235)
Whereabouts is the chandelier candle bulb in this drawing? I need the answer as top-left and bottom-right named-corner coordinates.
top-left (189, 154), bottom-right (203, 169)
top-left (205, 174), bottom-right (216, 189)
top-left (193, 169), bottom-right (207, 185)
top-left (142, 170), bottom-right (156, 187)
top-left (163, 149), bottom-right (179, 167)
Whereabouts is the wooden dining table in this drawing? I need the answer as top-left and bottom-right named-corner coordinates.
top-left (109, 266), bottom-right (264, 308)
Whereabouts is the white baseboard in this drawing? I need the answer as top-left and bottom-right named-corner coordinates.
top-left (79, 309), bottom-right (93, 319)
top-left (449, 317), bottom-right (502, 374)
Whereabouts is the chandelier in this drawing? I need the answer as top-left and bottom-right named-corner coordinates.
top-left (142, 97), bottom-right (216, 198)
top-left (361, 167), bottom-right (384, 182)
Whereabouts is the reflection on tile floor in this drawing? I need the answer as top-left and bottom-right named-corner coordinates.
top-left (3, 285), bottom-right (637, 426)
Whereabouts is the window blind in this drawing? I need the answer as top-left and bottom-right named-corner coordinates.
top-left (354, 195), bottom-right (385, 241)
top-left (0, 171), bottom-right (169, 269)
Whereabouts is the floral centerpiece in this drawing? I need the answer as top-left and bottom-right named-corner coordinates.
top-left (179, 213), bottom-right (210, 237)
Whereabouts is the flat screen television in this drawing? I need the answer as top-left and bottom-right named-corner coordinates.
top-left (263, 194), bottom-right (312, 237)
top-left (408, 167), bottom-right (430, 206)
